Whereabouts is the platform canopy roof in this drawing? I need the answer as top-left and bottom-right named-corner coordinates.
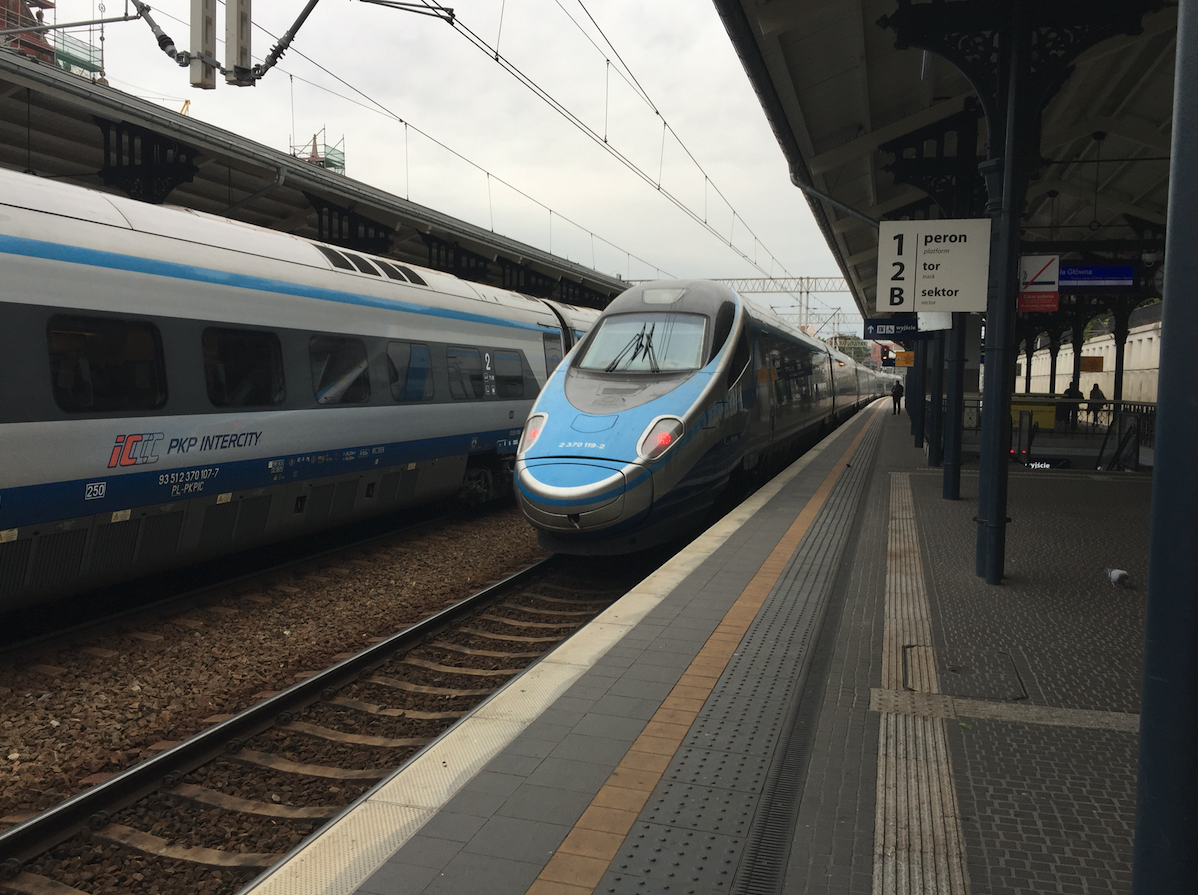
top-left (712, 0), bottom-right (1177, 318)
top-left (0, 50), bottom-right (626, 308)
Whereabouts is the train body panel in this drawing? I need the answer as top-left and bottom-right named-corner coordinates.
top-left (515, 280), bottom-right (892, 554)
top-left (0, 169), bottom-right (598, 610)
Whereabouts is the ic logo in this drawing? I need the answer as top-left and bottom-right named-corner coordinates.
top-left (107, 433), bottom-right (165, 468)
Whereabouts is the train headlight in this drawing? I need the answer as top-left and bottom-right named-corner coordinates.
top-left (519, 413), bottom-right (548, 455)
top-left (637, 417), bottom-right (684, 461)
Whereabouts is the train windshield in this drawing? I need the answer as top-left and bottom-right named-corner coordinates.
top-left (575, 313), bottom-right (707, 373)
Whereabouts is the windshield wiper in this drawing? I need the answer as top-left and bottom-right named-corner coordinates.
top-left (605, 323), bottom-right (646, 372)
top-left (642, 325), bottom-right (660, 373)
top-left (604, 323), bottom-right (661, 373)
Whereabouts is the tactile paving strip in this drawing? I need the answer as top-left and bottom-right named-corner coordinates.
top-left (601, 417), bottom-right (883, 895)
top-left (664, 747), bottom-right (770, 795)
top-left (610, 824), bottom-right (743, 892)
top-left (640, 782), bottom-right (759, 836)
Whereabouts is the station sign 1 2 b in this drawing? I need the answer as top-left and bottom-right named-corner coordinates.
top-left (876, 219), bottom-right (991, 313)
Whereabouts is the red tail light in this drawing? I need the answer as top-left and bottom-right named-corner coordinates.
top-left (638, 418), bottom-right (684, 461)
top-left (519, 414), bottom-right (548, 454)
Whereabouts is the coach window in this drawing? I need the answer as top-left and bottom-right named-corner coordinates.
top-left (493, 350), bottom-right (525, 398)
top-left (202, 328), bottom-right (286, 408)
top-left (309, 336), bottom-right (370, 404)
top-left (47, 315), bottom-right (167, 412)
top-left (447, 347), bottom-right (485, 399)
top-left (387, 341), bottom-right (434, 402)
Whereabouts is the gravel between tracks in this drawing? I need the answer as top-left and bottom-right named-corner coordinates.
top-left (0, 506), bottom-right (545, 823)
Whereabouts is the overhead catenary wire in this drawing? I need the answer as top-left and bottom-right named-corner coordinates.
top-left (561, 0), bottom-right (810, 272)
top-left (121, 2), bottom-right (849, 321)
top-left (100, 1), bottom-right (845, 319)
top-left (562, 0), bottom-right (856, 321)
top-left (404, 0), bottom-right (846, 317)
top-left (405, 0), bottom-right (776, 278)
top-left (146, 2), bottom-right (666, 278)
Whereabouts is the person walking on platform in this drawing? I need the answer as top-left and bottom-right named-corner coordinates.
top-left (891, 380), bottom-right (904, 415)
top-left (1088, 383), bottom-right (1107, 427)
top-left (1063, 380), bottom-right (1083, 431)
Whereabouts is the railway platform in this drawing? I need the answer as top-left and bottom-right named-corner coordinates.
top-left (242, 397), bottom-right (1149, 895)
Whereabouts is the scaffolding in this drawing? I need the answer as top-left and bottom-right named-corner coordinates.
top-left (1, 2), bottom-right (103, 77)
top-left (292, 130), bottom-right (345, 175)
top-left (52, 27), bottom-right (100, 75)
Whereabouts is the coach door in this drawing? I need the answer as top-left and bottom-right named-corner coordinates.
top-left (755, 333), bottom-right (776, 436)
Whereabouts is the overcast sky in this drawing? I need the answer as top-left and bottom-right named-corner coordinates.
top-left (47, 0), bottom-right (857, 326)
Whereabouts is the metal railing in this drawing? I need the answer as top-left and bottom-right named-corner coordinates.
top-left (920, 396), bottom-right (1155, 471)
top-left (950, 396), bottom-right (1156, 447)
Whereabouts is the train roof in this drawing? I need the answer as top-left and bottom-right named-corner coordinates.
top-left (0, 167), bottom-right (580, 322)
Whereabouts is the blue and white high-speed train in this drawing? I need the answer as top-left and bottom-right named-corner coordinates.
top-left (0, 168), bottom-right (598, 611)
top-left (514, 280), bottom-right (891, 554)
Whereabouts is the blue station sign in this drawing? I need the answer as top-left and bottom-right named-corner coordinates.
top-left (1059, 265), bottom-right (1136, 288)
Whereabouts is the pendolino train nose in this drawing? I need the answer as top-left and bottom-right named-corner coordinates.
top-left (516, 459), bottom-right (651, 531)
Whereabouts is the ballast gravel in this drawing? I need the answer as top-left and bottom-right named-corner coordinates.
top-left (0, 506), bottom-right (545, 823)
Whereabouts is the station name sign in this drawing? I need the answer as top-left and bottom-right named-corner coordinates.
top-left (1061, 265), bottom-right (1135, 288)
top-left (876, 219), bottom-right (991, 313)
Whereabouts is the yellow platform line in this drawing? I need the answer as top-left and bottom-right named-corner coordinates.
top-left (871, 473), bottom-right (969, 895)
top-left (527, 404), bottom-right (886, 895)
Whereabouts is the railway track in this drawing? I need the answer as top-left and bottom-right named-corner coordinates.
top-left (0, 556), bottom-right (646, 895)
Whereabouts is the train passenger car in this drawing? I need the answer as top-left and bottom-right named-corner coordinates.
top-left (514, 279), bottom-right (888, 554)
top-left (0, 169), bottom-right (597, 611)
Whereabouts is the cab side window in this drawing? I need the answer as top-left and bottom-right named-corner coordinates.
top-left (48, 315), bottom-right (167, 412)
top-left (726, 330), bottom-right (751, 388)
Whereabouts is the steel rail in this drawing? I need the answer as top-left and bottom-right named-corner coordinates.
top-left (0, 556), bottom-right (555, 874)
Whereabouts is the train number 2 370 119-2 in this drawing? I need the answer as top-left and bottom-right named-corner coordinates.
top-left (558, 442), bottom-right (605, 450)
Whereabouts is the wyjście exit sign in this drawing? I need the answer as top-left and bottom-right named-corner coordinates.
top-left (876, 220), bottom-right (991, 313)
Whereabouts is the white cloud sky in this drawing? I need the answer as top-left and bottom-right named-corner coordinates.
top-left (45, 0), bottom-right (858, 326)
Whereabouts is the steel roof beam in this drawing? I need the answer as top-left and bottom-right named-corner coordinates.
top-left (806, 94), bottom-right (973, 175)
top-left (1028, 178), bottom-right (1167, 224)
top-left (1042, 116), bottom-right (1172, 154)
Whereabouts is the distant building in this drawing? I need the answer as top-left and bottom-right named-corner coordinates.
top-left (1, 1), bottom-right (55, 65)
